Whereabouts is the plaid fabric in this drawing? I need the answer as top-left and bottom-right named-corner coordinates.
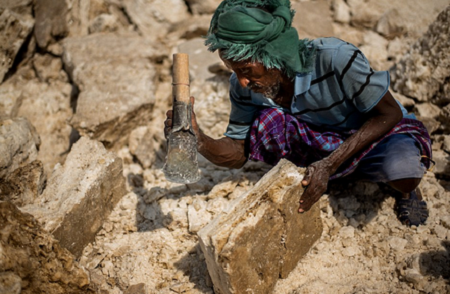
top-left (249, 108), bottom-right (432, 180)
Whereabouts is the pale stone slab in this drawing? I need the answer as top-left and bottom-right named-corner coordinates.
top-left (63, 33), bottom-right (162, 148)
top-left (22, 136), bottom-right (127, 257)
top-left (198, 159), bottom-right (323, 294)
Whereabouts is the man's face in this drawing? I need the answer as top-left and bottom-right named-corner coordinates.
top-left (220, 52), bottom-right (282, 100)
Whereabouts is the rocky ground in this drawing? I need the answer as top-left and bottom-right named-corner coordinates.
top-left (1, 0), bottom-right (450, 293)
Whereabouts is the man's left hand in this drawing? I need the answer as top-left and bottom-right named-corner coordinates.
top-left (298, 159), bottom-right (334, 213)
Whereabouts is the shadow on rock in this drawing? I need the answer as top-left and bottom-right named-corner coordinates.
top-left (420, 240), bottom-right (450, 283)
top-left (173, 244), bottom-right (213, 293)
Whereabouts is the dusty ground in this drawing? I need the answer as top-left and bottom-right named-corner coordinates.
top-left (79, 79), bottom-right (450, 293)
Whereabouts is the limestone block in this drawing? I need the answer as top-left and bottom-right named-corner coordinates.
top-left (198, 159), bottom-right (323, 294)
top-left (63, 33), bottom-right (162, 148)
top-left (21, 136), bottom-right (127, 257)
top-left (0, 201), bottom-right (92, 293)
top-left (34, 0), bottom-right (69, 50)
top-left (0, 116), bottom-right (40, 179)
top-left (391, 6), bottom-right (450, 101)
top-left (0, 8), bottom-right (34, 82)
top-left (292, 1), bottom-right (334, 39)
top-left (122, 0), bottom-right (190, 41)
top-left (0, 160), bottom-right (46, 207)
top-left (13, 80), bottom-right (73, 175)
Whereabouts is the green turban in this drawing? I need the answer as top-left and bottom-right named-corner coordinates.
top-left (205, 0), bottom-right (316, 77)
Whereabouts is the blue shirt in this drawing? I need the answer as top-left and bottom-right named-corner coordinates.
top-left (224, 37), bottom-right (413, 140)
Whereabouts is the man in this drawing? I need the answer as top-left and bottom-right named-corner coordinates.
top-left (164, 0), bottom-right (432, 226)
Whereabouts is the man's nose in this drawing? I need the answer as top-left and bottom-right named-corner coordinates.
top-left (237, 74), bottom-right (250, 88)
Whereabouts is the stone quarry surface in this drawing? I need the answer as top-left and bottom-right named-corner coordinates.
top-left (0, 116), bottom-right (40, 179)
top-left (63, 33), bottom-right (162, 148)
top-left (21, 136), bottom-right (127, 257)
top-left (0, 201), bottom-right (92, 294)
top-left (391, 6), bottom-right (450, 102)
top-left (198, 160), bottom-right (323, 294)
top-left (1, 1), bottom-right (450, 294)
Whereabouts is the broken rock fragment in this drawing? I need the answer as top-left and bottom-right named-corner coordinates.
top-left (198, 159), bottom-right (323, 294)
top-left (0, 201), bottom-right (92, 293)
top-left (22, 136), bottom-right (127, 257)
top-left (0, 116), bottom-right (40, 179)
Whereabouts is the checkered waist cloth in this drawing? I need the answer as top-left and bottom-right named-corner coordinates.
top-left (248, 108), bottom-right (432, 180)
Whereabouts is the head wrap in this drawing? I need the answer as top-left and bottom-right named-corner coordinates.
top-left (205, 0), bottom-right (316, 77)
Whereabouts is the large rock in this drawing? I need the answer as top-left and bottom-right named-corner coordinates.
top-left (198, 159), bottom-right (323, 294)
top-left (15, 79), bottom-right (74, 175)
top-left (0, 201), bottom-right (92, 293)
top-left (34, 0), bottom-right (69, 50)
top-left (0, 116), bottom-right (40, 179)
top-left (21, 136), bottom-right (127, 257)
top-left (0, 160), bottom-right (46, 207)
top-left (122, 0), bottom-right (190, 41)
top-left (0, 3), bottom-right (34, 83)
top-left (391, 6), bottom-right (450, 102)
top-left (63, 33), bottom-right (163, 148)
top-left (0, 70), bottom-right (73, 175)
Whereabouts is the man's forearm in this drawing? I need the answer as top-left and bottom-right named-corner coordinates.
top-left (325, 92), bottom-right (403, 173)
top-left (197, 130), bottom-right (247, 169)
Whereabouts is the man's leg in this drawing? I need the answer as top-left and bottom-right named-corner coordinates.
top-left (347, 134), bottom-right (428, 226)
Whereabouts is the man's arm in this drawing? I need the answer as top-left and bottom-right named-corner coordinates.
top-left (164, 96), bottom-right (247, 169)
top-left (298, 90), bottom-right (403, 212)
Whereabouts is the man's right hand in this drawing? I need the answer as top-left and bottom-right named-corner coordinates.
top-left (164, 96), bottom-right (201, 140)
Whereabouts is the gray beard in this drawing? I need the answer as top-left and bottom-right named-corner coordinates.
top-left (248, 82), bottom-right (280, 100)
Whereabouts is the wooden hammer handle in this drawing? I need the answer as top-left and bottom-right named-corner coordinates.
top-left (172, 53), bottom-right (190, 103)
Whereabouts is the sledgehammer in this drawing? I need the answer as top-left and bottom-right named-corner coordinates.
top-left (163, 53), bottom-right (201, 184)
